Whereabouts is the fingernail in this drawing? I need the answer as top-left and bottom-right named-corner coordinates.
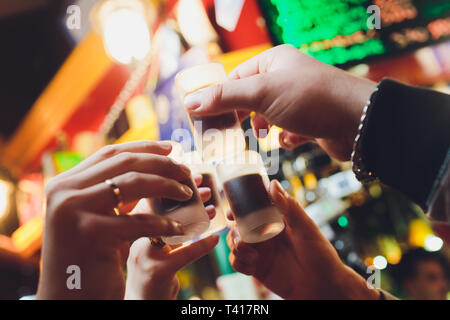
top-left (159, 141), bottom-right (172, 150)
top-left (181, 185), bottom-right (194, 197)
top-left (180, 164), bottom-right (191, 177)
top-left (210, 234), bottom-right (220, 244)
top-left (274, 180), bottom-right (284, 195)
top-left (184, 91), bottom-right (203, 111)
top-left (232, 228), bottom-right (241, 245)
top-left (283, 137), bottom-right (293, 147)
top-left (172, 221), bottom-right (184, 234)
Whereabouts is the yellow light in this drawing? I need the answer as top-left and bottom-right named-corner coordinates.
top-left (176, 0), bottom-right (218, 46)
top-left (0, 179), bottom-right (11, 220)
top-left (304, 173), bottom-right (318, 189)
top-left (92, 0), bottom-right (152, 64)
top-left (364, 257), bottom-right (373, 266)
top-left (409, 218), bottom-right (433, 247)
top-left (258, 126), bottom-right (281, 152)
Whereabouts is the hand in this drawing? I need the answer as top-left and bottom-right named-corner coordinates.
top-left (184, 45), bottom-right (377, 161)
top-left (125, 175), bottom-right (219, 300)
top-left (226, 180), bottom-right (381, 300)
top-left (37, 141), bottom-right (198, 300)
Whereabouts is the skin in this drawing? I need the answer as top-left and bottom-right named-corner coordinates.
top-left (404, 260), bottom-right (449, 300)
top-left (183, 44), bottom-right (381, 299)
top-left (184, 44), bottom-right (377, 161)
top-left (37, 141), bottom-right (218, 300)
top-left (226, 180), bottom-right (381, 300)
top-left (125, 193), bottom-right (219, 300)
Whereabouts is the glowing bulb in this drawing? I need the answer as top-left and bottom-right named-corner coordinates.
top-left (102, 8), bottom-right (151, 64)
top-left (424, 235), bottom-right (443, 252)
top-left (373, 255), bottom-right (388, 270)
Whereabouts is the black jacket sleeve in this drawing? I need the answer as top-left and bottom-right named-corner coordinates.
top-left (361, 79), bottom-right (450, 213)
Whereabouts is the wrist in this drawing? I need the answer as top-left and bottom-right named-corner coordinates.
top-left (335, 266), bottom-right (381, 300)
top-left (325, 69), bottom-right (377, 161)
top-left (125, 272), bottom-right (179, 300)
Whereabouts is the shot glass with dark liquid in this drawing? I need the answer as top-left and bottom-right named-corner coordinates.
top-left (149, 142), bottom-right (210, 245)
top-left (217, 151), bottom-right (285, 243)
top-left (175, 62), bottom-right (246, 162)
top-left (184, 152), bottom-right (228, 235)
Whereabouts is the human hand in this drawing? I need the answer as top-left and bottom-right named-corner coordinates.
top-left (125, 175), bottom-right (219, 300)
top-left (37, 141), bottom-right (198, 300)
top-left (184, 45), bottom-right (377, 161)
top-left (226, 180), bottom-right (381, 300)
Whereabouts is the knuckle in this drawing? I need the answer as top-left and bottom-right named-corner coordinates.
top-left (44, 177), bottom-right (58, 198)
top-left (125, 171), bottom-right (143, 185)
top-left (76, 214), bottom-right (99, 240)
top-left (46, 190), bottom-right (80, 222)
top-left (98, 144), bottom-right (118, 160)
top-left (45, 176), bottom-right (72, 208)
top-left (115, 151), bottom-right (136, 167)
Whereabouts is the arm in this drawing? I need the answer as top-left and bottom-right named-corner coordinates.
top-left (361, 79), bottom-right (450, 213)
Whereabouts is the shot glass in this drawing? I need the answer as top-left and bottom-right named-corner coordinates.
top-left (216, 150), bottom-right (285, 243)
top-left (149, 141), bottom-right (210, 245)
top-left (184, 151), bottom-right (228, 235)
top-left (175, 62), bottom-right (246, 162)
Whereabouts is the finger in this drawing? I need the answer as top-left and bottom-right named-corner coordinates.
top-left (226, 228), bottom-right (258, 258)
top-left (227, 47), bottom-right (279, 79)
top-left (194, 174), bottom-right (203, 187)
top-left (205, 205), bottom-right (216, 220)
top-left (183, 74), bottom-right (269, 116)
top-left (229, 253), bottom-right (256, 276)
top-left (85, 213), bottom-right (184, 245)
top-left (269, 180), bottom-right (317, 232)
top-left (184, 45), bottom-right (289, 116)
top-left (56, 141), bottom-right (173, 179)
top-left (199, 187), bottom-right (211, 203)
top-left (237, 111), bottom-right (251, 122)
top-left (251, 114), bottom-right (270, 138)
top-left (73, 153), bottom-right (192, 189)
top-left (226, 209), bottom-right (235, 221)
top-left (168, 235), bottom-right (219, 272)
top-left (79, 173), bottom-right (195, 213)
top-left (279, 130), bottom-right (311, 150)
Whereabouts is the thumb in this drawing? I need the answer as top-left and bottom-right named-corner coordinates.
top-left (269, 180), bottom-right (319, 234)
top-left (183, 74), bottom-right (269, 116)
top-left (168, 235), bottom-right (219, 272)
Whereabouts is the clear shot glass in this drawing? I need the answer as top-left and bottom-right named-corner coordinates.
top-left (184, 151), bottom-right (228, 235)
top-left (216, 150), bottom-right (285, 243)
top-left (149, 142), bottom-right (210, 245)
top-left (175, 62), bottom-right (246, 163)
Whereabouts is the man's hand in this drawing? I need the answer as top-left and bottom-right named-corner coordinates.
top-left (227, 180), bottom-right (381, 300)
top-left (125, 178), bottom-right (219, 300)
top-left (184, 45), bottom-right (377, 161)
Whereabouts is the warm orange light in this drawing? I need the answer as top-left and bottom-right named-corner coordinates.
top-left (0, 179), bottom-right (11, 221)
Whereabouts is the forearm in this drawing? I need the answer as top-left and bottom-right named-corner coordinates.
top-left (360, 79), bottom-right (450, 211)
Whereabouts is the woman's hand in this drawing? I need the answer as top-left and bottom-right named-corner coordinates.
top-left (37, 141), bottom-right (198, 300)
top-left (124, 175), bottom-right (219, 300)
top-left (184, 45), bottom-right (377, 161)
top-left (226, 180), bottom-right (381, 300)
